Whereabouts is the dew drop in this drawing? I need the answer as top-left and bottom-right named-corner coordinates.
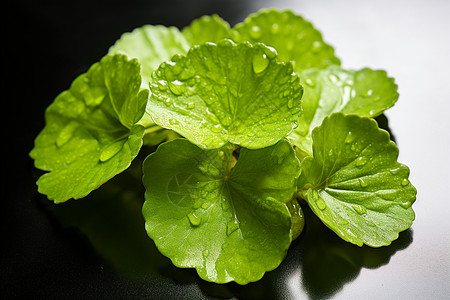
top-left (264, 46), bottom-right (277, 59)
top-left (163, 97), bottom-right (173, 106)
top-left (227, 218), bottom-right (240, 236)
top-left (169, 118), bottom-right (179, 125)
top-left (252, 52), bottom-right (269, 74)
top-left (211, 124), bottom-right (223, 133)
top-left (401, 178), bottom-right (410, 186)
top-left (338, 219), bottom-right (349, 225)
top-left (390, 167), bottom-right (402, 175)
top-left (353, 205), bottom-right (367, 215)
top-left (169, 80), bottom-right (185, 96)
top-left (187, 212), bottom-right (201, 227)
top-left (56, 121), bottom-right (78, 147)
top-left (201, 202), bottom-right (209, 209)
top-left (316, 198), bottom-right (327, 210)
top-left (157, 80), bottom-right (168, 91)
top-left (359, 178), bottom-right (368, 188)
top-left (249, 26), bottom-right (262, 39)
top-left (311, 41), bottom-right (322, 53)
top-left (399, 201), bottom-right (412, 209)
top-left (304, 78), bottom-right (316, 87)
top-left (311, 190), bottom-right (319, 201)
top-left (356, 156), bottom-right (368, 167)
top-left (328, 73), bottom-right (340, 83)
top-left (363, 89), bottom-right (373, 97)
top-left (367, 221), bottom-right (376, 227)
top-left (287, 98), bottom-right (295, 109)
top-left (187, 102), bottom-right (195, 109)
top-left (202, 249), bottom-right (209, 258)
top-left (99, 140), bottom-right (125, 162)
top-left (271, 23), bottom-right (280, 34)
top-left (344, 131), bottom-right (354, 144)
top-left (328, 149), bottom-right (334, 157)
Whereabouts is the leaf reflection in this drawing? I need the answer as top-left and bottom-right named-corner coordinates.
top-left (296, 206), bottom-right (412, 299)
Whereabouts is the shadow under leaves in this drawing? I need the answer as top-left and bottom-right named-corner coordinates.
top-left (37, 116), bottom-right (410, 299)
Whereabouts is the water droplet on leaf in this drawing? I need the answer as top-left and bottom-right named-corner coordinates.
top-left (252, 52), bottom-right (269, 74)
top-left (202, 249), bottom-right (209, 258)
top-left (163, 97), bottom-right (173, 106)
top-left (311, 41), bottom-right (322, 53)
top-left (227, 218), bottom-right (240, 236)
top-left (271, 23), bottom-right (280, 34)
top-left (169, 118), bottom-right (179, 125)
top-left (305, 78), bottom-right (316, 87)
top-left (367, 221), bottom-right (376, 227)
top-left (187, 212), bottom-right (201, 227)
top-left (356, 156), bottom-right (368, 167)
top-left (99, 140), bottom-right (125, 162)
top-left (344, 131), bottom-right (354, 144)
top-left (316, 198), bottom-right (327, 210)
top-left (399, 201), bottom-right (412, 209)
top-left (169, 80), bottom-right (185, 96)
top-left (328, 73), bottom-right (340, 83)
top-left (401, 178), bottom-right (410, 186)
top-left (353, 205), bottom-right (367, 215)
top-left (338, 219), bottom-right (349, 225)
top-left (157, 80), bottom-right (168, 91)
top-left (359, 178), bottom-right (368, 188)
top-left (363, 89), bottom-right (373, 97)
top-left (56, 121), bottom-right (78, 147)
top-left (390, 167), bottom-right (401, 175)
top-left (211, 124), bottom-right (223, 133)
top-left (287, 98), bottom-right (295, 109)
top-left (249, 26), bottom-right (262, 39)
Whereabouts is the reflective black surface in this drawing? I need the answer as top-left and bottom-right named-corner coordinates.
top-left (4, 0), bottom-right (449, 299)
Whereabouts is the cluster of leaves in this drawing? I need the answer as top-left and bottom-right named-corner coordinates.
top-left (30, 9), bottom-right (416, 284)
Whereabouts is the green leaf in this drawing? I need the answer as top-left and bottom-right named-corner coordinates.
top-left (142, 139), bottom-right (300, 284)
top-left (298, 113), bottom-right (416, 247)
top-left (232, 8), bottom-right (340, 73)
top-left (109, 25), bottom-right (190, 85)
top-left (147, 40), bottom-right (303, 149)
top-left (289, 66), bottom-right (399, 156)
top-left (109, 17), bottom-right (232, 144)
top-left (182, 14), bottom-right (232, 46)
top-left (30, 54), bottom-right (147, 203)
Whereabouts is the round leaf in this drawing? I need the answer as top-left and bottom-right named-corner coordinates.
top-left (298, 113), bottom-right (416, 247)
top-left (182, 14), bottom-right (232, 46)
top-left (147, 40), bottom-right (303, 149)
top-left (142, 139), bottom-right (300, 284)
top-left (109, 25), bottom-right (190, 85)
top-left (289, 66), bottom-right (399, 156)
top-left (232, 8), bottom-right (340, 73)
top-left (30, 54), bottom-right (147, 203)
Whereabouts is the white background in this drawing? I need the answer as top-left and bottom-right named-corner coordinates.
top-left (249, 0), bottom-right (450, 298)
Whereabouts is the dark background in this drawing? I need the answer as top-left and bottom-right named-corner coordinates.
top-left (3, 0), bottom-right (449, 299)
